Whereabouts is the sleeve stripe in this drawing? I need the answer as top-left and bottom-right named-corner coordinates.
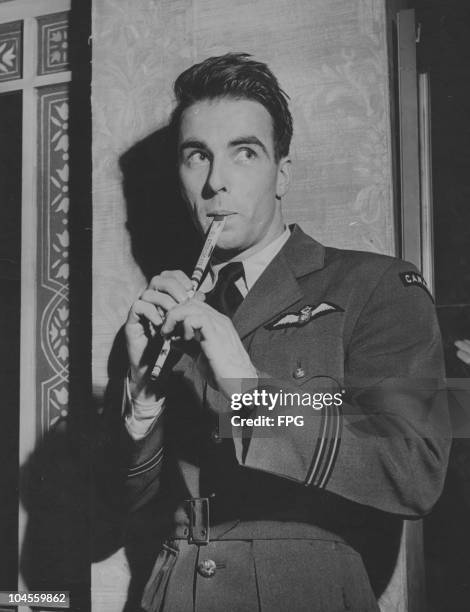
top-left (128, 446), bottom-right (164, 473)
top-left (127, 447), bottom-right (164, 478)
top-left (312, 405), bottom-right (335, 485)
top-left (311, 406), bottom-right (335, 486)
top-left (305, 403), bottom-right (343, 487)
top-left (320, 420), bottom-right (342, 488)
top-left (304, 407), bottom-right (328, 486)
top-left (317, 404), bottom-right (343, 488)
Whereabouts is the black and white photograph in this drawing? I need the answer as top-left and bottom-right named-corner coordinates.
top-left (0, 0), bottom-right (469, 610)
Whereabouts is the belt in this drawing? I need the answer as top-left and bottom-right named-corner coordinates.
top-left (142, 498), bottom-right (352, 611)
top-left (172, 497), bottom-right (347, 546)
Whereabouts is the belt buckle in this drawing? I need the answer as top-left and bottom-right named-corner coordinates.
top-left (186, 497), bottom-right (210, 545)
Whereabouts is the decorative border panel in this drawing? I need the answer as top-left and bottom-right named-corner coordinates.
top-left (37, 84), bottom-right (70, 437)
top-left (0, 20), bottom-right (22, 82)
top-left (37, 11), bottom-right (69, 75)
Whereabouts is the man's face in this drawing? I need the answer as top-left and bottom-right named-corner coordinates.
top-left (178, 97), bottom-right (290, 257)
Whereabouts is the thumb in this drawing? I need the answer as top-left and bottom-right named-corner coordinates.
top-left (194, 290), bottom-right (206, 302)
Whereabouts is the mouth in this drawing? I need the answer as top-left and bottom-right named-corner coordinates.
top-left (206, 210), bottom-right (237, 218)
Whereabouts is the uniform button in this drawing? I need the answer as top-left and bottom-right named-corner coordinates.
top-left (211, 429), bottom-right (222, 443)
top-left (197, 559), bottom-right (217, 578)
top-left (293, 366), bottom-right (305, 379)
top-left (293, 359), bottom-right (306, 379)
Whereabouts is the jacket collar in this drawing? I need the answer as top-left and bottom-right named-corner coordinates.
top-left (232, 224), bottom-right (325, 339)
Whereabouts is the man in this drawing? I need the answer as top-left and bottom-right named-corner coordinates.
top-left (120, 53), bottom-right (449, 611)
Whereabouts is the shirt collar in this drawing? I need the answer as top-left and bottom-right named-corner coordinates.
top-left (207, 226), bottom-right (291, 294)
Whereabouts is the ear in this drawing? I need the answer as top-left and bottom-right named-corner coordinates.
top-left (276, 156), bottom-right (291, 199)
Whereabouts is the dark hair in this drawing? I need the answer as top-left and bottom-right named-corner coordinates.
top-left (170, 53), bottom-right (293, 160)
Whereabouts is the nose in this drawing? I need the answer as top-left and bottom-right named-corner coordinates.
top-left (203, 158), bottom-right (228, 199)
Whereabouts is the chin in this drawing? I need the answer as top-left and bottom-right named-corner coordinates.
top-left (214, 233), bottom-right (247, 256)
top-left (216, 237), bottom-right (241, 251)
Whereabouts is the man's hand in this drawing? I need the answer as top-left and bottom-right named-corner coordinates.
top-left (161, 298), bottom-right (258, 401)
top-left (455, 339), bottom-right (470, 366)
top-left (125, 270), bottom-right (194, 399)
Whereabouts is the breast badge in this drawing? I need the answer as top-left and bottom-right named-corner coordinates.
top-left (265, 302), bottom-right (344, 330)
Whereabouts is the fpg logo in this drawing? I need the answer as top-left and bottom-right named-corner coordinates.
top-left (277, 415), bottom-right (304, 426)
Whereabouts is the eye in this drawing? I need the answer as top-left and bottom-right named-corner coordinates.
top-left (234, 147), bottom-right (258, 163)
top-left (186, 150), bottom-right (210, 167)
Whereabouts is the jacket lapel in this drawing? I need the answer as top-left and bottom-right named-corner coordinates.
top-left (232, 225), bottom-right (326, 339)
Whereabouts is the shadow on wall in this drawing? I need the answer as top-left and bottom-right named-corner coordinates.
top-left (66, 127), bottom-right (200, 611)
top-left (19, 425), bottom-right (93, 610)
top-left (120, 125), bottom-right (200, 281)
top-left (88, 127), bottom-right (202, 610)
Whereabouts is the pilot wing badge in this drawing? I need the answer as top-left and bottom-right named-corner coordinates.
top-left (266, 302), bottom-right (344, 330)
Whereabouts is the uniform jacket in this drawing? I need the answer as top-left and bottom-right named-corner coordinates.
top-left (119, 225), bottom-right (450, 610)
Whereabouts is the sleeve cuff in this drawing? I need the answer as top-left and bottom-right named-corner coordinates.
top-left (123, 374), bottom-right (165, 440)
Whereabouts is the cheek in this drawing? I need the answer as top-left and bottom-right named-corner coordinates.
top-left (180, 168), bottom-right (206, 198)
top-left (237, 169), bottom-right (271, 199)
top-left (241, 176), bottom-right (276, 215)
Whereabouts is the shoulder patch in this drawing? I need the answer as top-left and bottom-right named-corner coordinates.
top-left (265, 302), bottom-right (344, 330)
top-left (399, 271), bottom-right (434, 302)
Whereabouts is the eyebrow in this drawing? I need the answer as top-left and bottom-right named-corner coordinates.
top-left (179, 139), bottom-right (208, 155)
top-left (179, 136), bottom-right (270, 157)
top-left (229, 136), bottom-right (269, 157)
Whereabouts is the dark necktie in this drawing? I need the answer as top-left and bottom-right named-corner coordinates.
top-left (207, 261), bottom-right (244, 318)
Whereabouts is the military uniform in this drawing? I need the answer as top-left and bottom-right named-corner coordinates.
top-left (120, 225), bottom-right (450, 611)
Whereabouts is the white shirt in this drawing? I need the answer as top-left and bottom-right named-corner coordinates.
top-left (201, 226), bottom-right (291, 298)
top-left (125, 226), bottom-right (291, 439)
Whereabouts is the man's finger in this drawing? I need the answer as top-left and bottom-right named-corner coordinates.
top-left (182, 314), bottom-right (206, 341)
top-left (160, 269), bottom-right (193, 291)
top-left (140, 289), bottom-right (177, 312)
top-left (194, 290), bottom-right (206, 302)
top-left (128, 300), bottom-right (163, 328)
top-left (149, 276), bottom-right (190, 303)
top-left (161, 301), bottom-right (208, 335)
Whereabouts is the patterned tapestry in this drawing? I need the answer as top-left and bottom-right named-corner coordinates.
top-left (37, 84), bottom-right (70, 437)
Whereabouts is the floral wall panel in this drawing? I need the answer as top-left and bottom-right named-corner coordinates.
top-left (37, 12), bottom-right (70, 75)
top-left (37, 84), bottom-right (70, 437)
top-left (91, 0), bottom-right (395, 393)
top-left (0, 20), bottom-right (22, 81)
